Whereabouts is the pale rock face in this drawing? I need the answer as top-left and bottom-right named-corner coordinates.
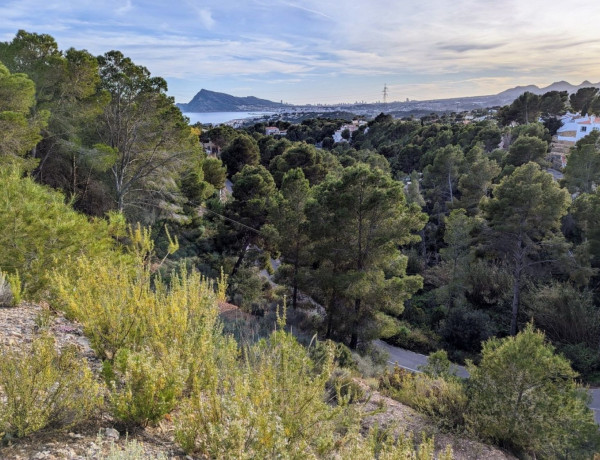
top-left (0, 273), bottom-right (13, 307)
top-left (103, 427), bottom-right (120, 441)
top-left (0, 304), bottom-right (179, 459)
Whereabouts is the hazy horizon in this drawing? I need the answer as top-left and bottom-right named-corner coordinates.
top-left (180, 80), bottom-right (600, 106)
top-left (2, 1), bottom-right (600, 105)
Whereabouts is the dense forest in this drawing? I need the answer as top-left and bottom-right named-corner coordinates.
top-left (1, 30), bottom-right (600, 458)
top-left (198, 87), bottom-right (600, 381)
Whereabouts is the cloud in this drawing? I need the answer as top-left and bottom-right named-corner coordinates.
top-left (115, 0), bottom-right (133, 16)
top-left (197, 8), bottom-right (215, 29)
top-left (2, 0), bottom-right (600, 103)
top-left (283, 2), bottom-right (331, 20)
top-left (437, 43), bottom-right (505, 53)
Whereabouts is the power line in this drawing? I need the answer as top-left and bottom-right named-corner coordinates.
top-left (198, 205), bottom-right (263, 235)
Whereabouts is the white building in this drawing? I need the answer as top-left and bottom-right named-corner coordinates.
top-left (332, 120), bottom-right (368, 143)
top-left (265, 126), bottom-right (280, 135)
top-left (557, 113), bottom-right (600, 142)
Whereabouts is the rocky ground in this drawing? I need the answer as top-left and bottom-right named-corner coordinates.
top-left (356, 380), bottom-right (514, 460)
top-left (0, 303), bottom-right (186, 459)
top-left (0, 302), bottom-right (514, 459)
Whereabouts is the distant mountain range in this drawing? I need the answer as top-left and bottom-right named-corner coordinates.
top-left (177, 89), bottom-right (289, 112)
top-left (401, 80), bottom-right (600, 114)
top-left (494, 80), bottom-right (600, 102)
top-left (178, 81), bottom-right (600, 114)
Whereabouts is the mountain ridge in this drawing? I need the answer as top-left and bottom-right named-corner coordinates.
top-left (495, 80), bottom-right (600, 100)
top-left (177, 88), bottom-right (290, 112)
top-left (177, 81), bottom-right (600, 114)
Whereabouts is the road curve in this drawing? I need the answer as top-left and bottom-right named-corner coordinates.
top-left (374, 339), bottom-right (469, 378)
top-left (374, 339), bottom-right (600, 424)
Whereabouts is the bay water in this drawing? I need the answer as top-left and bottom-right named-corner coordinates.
top-left (183, 111), bottom-right (274, 125)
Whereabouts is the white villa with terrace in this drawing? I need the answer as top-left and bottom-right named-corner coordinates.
top-left (557, 113), bottom-right (600, 142)
top-left (548, 113), bottom-right (600, 169)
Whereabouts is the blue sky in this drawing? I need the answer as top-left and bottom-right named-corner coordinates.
top-left (2, 0), bottom-right (600, 105)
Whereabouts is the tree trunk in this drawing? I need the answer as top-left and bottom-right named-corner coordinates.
top-left (509, 233), bottom-right (526, 336)
top-left (230, 241), bottom-right (247, 277)
top-left (510, 252), bottom-right (523, 336)
top-left (117, 193), bottom-right (124, 213)
top-left (510, 272), bottom-right (520, 336)
top-left (349, 298), bottom-right (361, 349)
top-left (351, 192), bottom-right (364, 350)
top-left (349, 332), bottom-right (358, 350)
top-left (292, 281), bottom-right (298, 310)
top-left (325, 292), bottom-right (338, 339)
top-left (292, 242), bottom-right (299, 309)
top-left (71, 153), bottom-right (77, 198)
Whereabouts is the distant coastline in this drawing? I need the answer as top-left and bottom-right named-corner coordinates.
top-left (183, 111), bottom-right (274, 125)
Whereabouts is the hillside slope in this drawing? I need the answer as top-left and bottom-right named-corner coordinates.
top-left (0, 302), bottom-right (515, 459)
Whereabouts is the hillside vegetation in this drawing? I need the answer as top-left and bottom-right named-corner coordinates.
top-left (0, 30), bottom-right (599, 459)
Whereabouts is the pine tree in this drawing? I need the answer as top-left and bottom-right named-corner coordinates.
top-left (481, 163), bottom-right (570, 335)
top-left (270, 168), bottom-right (311, 308)
top-left (308, 164), bottom-right (426, 348)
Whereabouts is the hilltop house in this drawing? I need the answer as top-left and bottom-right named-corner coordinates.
top-left (202, 140), bottom-right (221, 157)
top-left (264, 126), bottom-right (287, 136)
top-left (333, 120), bottom-right (368, 143)
top-left (547, 113), bottom-right (600, 169)
top-left (557, 113), bottom-right (600, 142)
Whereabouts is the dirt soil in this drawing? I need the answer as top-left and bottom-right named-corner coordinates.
top-left (355, 380), bottom-right (515, 459)
top-left (0, 303), bottom-right (187, 459)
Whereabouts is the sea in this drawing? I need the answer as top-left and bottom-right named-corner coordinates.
top-left (183, 111), bottom-right (274, 125)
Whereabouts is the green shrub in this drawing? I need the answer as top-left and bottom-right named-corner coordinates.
top-left (310, 339), bottom-right (358, 372)
top-left (379, 366), bottom-right (467, 430)
top-left (0, 270), bottom-right (14, 307)
top-left (7, 270), bottom-right (21, 305)
top-left (327, 368), bottom-right (365, 404)
top-left (0, 269), bottom-right (21, 307)
top-left (0, 167), bottom-right (126, 298)
top-left (175, 326), bottom-right (357, 458)
top-left (560, 343), bottom-right (600, 378)
top-left (466, 324), bottom-right (600, 458)
top-left (352, 341), bottom-right (389, 378)
top-left (108, 348), bottom-right (187, 428)
top-left (0, 335), bottom-right (103, 439)
top-left (440, 306), bottom-right (495, 353)
top-left (54, 253), bottom-right (225, 365)
top-left (227, 266), bottom-right (267, 313)
top-left (55, 248), bottom-right (235, 428)
top-left (419, 349), bottom-right (455, 379)
top-left (338, 427), bottom-right (453, 460)
top-left (388, 324), bottom-right (438, 354)
top-left (33, 308), bottom-right (53, 330)
top-left (526, 282), bottom-right (600, 350)
top-left (175, 312), bottom-right (455, 458)
top-left (352, 352), bottom-right (385, 378)
top-left (90, 436), bottom-right (168, 460)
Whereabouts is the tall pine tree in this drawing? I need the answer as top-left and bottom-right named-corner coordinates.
top-left (308, 164), bottom-right (426, 348)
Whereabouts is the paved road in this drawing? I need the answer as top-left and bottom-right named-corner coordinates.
top-left (546, 168), bottom-right (564, 181)
top-left (590, 390), bottom-right (600, 424)
top-left (374, 339), bottom-right (600, 423)
top-left (374, 339), bottom-right (469, 378)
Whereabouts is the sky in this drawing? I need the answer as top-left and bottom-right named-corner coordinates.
top-left (1, 0), bottom-right (600, 105)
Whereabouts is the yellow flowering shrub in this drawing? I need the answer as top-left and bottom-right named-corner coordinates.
top-left (0, 334), bottom-right (102, 438)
